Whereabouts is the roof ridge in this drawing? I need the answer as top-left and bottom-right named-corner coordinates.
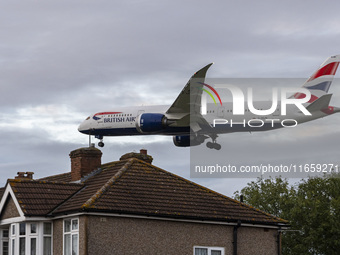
top-left (38, 172), bottom-right (70, 180)
top-left (128, 160), bottom-right (287, 224)
top-left (81, 158), bottom-right (134, 209)
top-left (7, 178), bottom-right (82, 186)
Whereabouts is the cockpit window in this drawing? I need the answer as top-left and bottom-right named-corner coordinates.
top-left (86, 116), bottom-right (90, 120)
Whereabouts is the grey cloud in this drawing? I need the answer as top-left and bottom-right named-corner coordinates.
top-left (1, 0), bottom-right (340, 195)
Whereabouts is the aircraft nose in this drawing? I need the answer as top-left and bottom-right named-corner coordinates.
top-left (78, 122), bottom-right (86, 133)
top-left (78, 117), bottom-right (90, 134)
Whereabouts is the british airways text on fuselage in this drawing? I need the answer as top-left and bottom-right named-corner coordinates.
top-left (102, 117), bottom-right (136, 123)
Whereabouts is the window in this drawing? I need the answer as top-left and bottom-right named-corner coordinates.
top-left (194, 246), bottom-right (225, 255)
top-left (1, 229), bottom-right (9, 255)
top-left (64, 218), bottom-right (79, 255)
top-left (43, 222), bottom-right (52, 255)
top-left (10, 225), bottom-right (15, 255)
top-left (19, 223), bottom-right (26, 255)
top-left (3, 230), bottom-right (9, 238)
top-left (11, 239), bottom-right (14, 255)
top-left (30, 238), bottom-right (36, 255)
top-left (30, 224), bottom-right (37, 234)
top-left (20, 223), bottom-right (26, 236)
top-left (19, 237), bottom-right (25, 255)
top-left (9, 222), bottom-right (52, 255)
top-left (3, 240), bottom-right (9, 255)
top-left (29, 223), bottom-right (38, 255)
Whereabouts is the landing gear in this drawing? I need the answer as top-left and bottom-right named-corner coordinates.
top-left (206, 134), bottom-right (221, 150)
top-left (206, 141), bottom-right (221, 150)
top-left (95, 135), bottom-right (105, 148)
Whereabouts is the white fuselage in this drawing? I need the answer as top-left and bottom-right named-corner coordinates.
top-left (78, 101), bottom-right (333, 137)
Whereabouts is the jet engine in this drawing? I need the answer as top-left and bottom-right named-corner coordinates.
top-left (173, 135), bottom-right (206, 147)
top-left (136, 113), bottom-right (168, 133)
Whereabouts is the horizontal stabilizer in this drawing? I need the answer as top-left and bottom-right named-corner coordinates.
top-left (306, 94), bottom-right (332, 112)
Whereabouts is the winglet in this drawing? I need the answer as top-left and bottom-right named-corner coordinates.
top-left (193, 63), bottom-right (214, 78)
top-left (166, 63), bottom-right (213, 115)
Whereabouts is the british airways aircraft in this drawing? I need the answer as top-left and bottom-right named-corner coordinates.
top-left (78, 55), bottom-right (340, 150)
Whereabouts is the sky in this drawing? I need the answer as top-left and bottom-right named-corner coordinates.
top-left (1, 0), bottom-right (340, 196)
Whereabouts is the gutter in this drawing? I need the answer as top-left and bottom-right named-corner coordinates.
top-left (52, 210), bottom-right (289, 229)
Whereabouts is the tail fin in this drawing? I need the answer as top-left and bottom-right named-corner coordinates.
top-left (294, 55), bottom-right (340, 103)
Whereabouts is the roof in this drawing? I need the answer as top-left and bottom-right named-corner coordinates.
top-left (1, 152), bottom-right (288, 226)
top-left (39, 172), bottom-right (72, 182)
top-left (0, 188), bottom-right (4, 199)
top-left (7, 179), bottom-right (83, 216)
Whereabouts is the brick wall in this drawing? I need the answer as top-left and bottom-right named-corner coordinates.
top-left (84, 215), bottom-right (278, 255)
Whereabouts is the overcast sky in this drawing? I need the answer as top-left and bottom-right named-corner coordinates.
top-left (1, 0), bottom-right (340, 196)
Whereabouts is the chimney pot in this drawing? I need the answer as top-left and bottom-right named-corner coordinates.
top-left (15, 172), bottom-right (25, 179)
top-left (26, 172), bottom-right (34, 179)
top-left (15, 172), bottom-right (34, 180)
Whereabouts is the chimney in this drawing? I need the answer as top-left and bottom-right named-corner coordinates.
top-left (69, 147), bottom-right (102, 181)
top-left (140, 149), bottom-right (147, 155)
top-left (16, 172), bottom-right (25, 179)
top-left (26, 172), bottom-right (34, 179)
top-left (120, 149), bottom-right (153, 164)
top-left (15, 172), bottom-right (34, 180)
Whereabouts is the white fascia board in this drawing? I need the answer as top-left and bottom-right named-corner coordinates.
top-left (0, 216), bottom-right (26, 225)
top-left (0, 183), bottom-right (25, 218)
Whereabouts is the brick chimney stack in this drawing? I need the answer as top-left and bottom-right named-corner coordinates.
top-left (15, 172), bottom-right (34, 180)
top-left (119, 149), bottom-right (153, 164)
top-left (140, 149), bottom-right (147, 155)
top-left (69, 147), bottom-right (102, 181)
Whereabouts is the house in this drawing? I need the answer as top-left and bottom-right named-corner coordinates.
top-left (0, 147), bottom-right (288, 255)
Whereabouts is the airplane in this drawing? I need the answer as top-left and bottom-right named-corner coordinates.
top-left (78, 55), bottom-right (340, 150)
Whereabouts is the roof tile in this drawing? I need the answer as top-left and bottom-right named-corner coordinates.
top-left (8, 179), bottom-right (83, 216)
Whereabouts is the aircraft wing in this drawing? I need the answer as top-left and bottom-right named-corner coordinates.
top-left (165, 63), bottom-right (213, 129)
top-left (166, 63), bottom-right (213, 115)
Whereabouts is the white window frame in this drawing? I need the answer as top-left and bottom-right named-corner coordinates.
top-left (29, 222), bottom-right (38, 255)
top-left (19, 222), bottom-right (26, 255)
top-left (43, 222), bottom-right (53, 255)
top-left (9, 223), bottom-right (16, 255)
top-left (63, 218), bottom-right (79, 255)
top-left (8, 222), bottom-right (53, 255)
top-left (193, 246), bottom-right (225, 255)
